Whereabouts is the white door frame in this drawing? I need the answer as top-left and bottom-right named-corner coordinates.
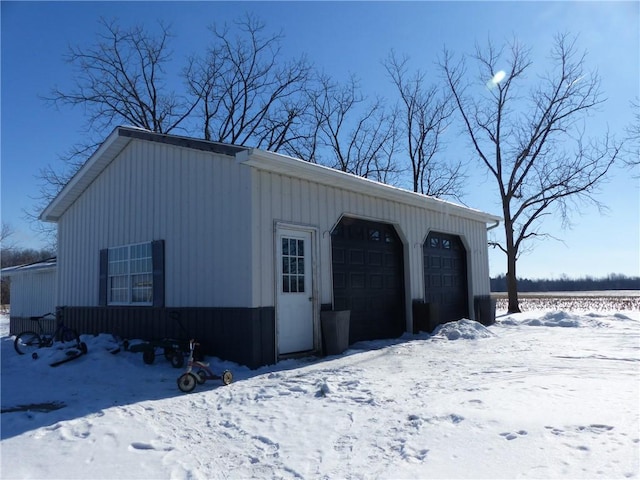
top-left (274, 223), bottom-right (319, 356)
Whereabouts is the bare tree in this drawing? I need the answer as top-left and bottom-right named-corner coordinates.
top-left (384, 51), bottom-right (464, 198)
top-left (34, 18), bottom-right (199, 245)
top-left (624, 98), bottom-right (640, 171)
top-left (48, 17), bottom-right (197, 134)
top-left (441, 34), bottom-right (622, 313)
top-left (308, 74), bottom-right (400, 183)
top-left (0, 223), bottom-right (15, 251)
top-left (185, 13), bottom-right (313, 154)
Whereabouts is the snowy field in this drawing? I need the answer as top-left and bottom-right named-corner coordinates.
top-left (1, 302), bottom-right (639, 479)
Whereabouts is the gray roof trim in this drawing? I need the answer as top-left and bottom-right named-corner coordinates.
top-left (118, 127), bottom-right (247, 156)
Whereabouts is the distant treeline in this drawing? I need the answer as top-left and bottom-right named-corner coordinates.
top-left (491, 274), bottom-right (640, 292)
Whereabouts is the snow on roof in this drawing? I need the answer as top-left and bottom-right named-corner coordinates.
top-left (1, 258), bottom-right (57, 277)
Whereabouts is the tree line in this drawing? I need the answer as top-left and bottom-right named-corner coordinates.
top-left (491, 274), bottom-right (640, 293)
top-left (27, 12), bottom-right (637, 313)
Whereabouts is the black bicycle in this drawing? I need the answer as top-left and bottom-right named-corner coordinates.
top-left (14, 312), bottom-right (87, 358)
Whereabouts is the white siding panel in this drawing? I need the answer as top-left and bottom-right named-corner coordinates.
top-left (57, 140), bottom-right (252, 308)
top-left (8, 270), bottom-right (57, 318)
top-left (251, 169), bottom-right (493, 311)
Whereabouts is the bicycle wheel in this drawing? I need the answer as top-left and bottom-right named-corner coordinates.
top-left (14, 331), bottom-right (42, 355)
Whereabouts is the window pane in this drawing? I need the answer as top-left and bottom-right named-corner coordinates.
top-left (282, 238), bottom-right (289, 256)
top-left (297, 275), bottom-right (305, 293)
top-left (109, 275), bottom-right (128, 303)
top-left (289, 239), bottom-right (297, 256)
top-left (297, 239), bottom-right (304, 256)
top-left (282, 258), bottom-right (289, 274)
top-left (289, 257), bottom-right (296, 274)
top-left (297, 258), bottom-right (304, 275)
top-left (283, 275), bottom-right (290, 293)
top-left (107, 242), bottom-right (153, 305)
top-left (290, 275), bottom-right (298, 292)
top-left (132, 274), bottom-right (152, 303)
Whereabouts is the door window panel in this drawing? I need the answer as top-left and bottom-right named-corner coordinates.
top-left (282, 237), bottom-right (305, 294)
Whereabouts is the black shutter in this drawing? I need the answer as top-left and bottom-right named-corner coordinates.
top-left (99, 248), bottom-right (108, 306)
top-left (152, 240), bottom-right (165, 307)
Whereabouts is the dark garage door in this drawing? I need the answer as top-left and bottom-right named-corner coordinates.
top-left (423, 232), bottom-right (469, 324)
top-left (331, 217), bottom-right (405, 343)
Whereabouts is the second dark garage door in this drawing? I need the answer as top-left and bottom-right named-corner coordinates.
top-left (423, 231), bottom-right (469, 325)
top-left (331, 217), bottom-right (405, 343)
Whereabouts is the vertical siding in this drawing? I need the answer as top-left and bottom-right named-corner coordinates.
top-left (57, 140), bottom-right (252, 308)
top-left (252, 169), bottom-right (492, 317)
top-left (56, 138), bottom-right (492, 320)
top-left (8, 270), bottom-right (57, 318)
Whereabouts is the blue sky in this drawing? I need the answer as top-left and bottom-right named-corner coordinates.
top-left (2, 1), bottom-right (638, 279)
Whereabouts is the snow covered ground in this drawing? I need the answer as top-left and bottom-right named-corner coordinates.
top-left (1, 307), bottom-right (638, 479)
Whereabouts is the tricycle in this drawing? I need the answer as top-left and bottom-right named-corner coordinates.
top-left (177, 339), bottom-right (232, 393)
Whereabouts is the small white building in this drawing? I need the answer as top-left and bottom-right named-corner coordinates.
top-left (36, 126), bottom-right (500, 368)
top-left (2, 258), bottom-right (57, 327)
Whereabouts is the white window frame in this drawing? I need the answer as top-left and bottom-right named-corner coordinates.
top-left (107, 241), bottom-right (153, 305)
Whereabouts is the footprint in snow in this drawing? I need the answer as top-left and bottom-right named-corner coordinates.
top-left (500, 430), bottom-right (528, 440)
top-left (129, 442), bottom-right (174, 452)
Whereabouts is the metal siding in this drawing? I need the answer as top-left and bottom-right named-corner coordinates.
top-left (252, 169), bottom-right (492, 322)
top-left (57, 306), bottom-right (276, 369)
top-left (7, 270), bottom-right (57, 318)
top-left (57, 140), bottom-right (252, 309)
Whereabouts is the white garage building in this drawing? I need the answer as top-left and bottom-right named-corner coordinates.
top-left (30, 126), bottom-right (500, 368)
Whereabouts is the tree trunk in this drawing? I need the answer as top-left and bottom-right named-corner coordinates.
top-left (503, 213), bottom-right (521, 313)
top-left (506, 250), bottom-right (521, 313)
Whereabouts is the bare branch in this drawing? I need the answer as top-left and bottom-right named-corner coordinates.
top-left (442, 33), bottom-right (621, 312)
top-left (185, 13), bottom-right (312, 152)
top-left (384, 50), bottom-right (463, 199)
top-left (46, 18), bottom-right (196, 135)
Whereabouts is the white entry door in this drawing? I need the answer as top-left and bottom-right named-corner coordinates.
top-left (276, 228), bottom-right (314, 354)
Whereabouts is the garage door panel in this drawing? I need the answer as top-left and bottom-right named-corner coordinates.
top-left (385, 252), bottom-right (400, 267)
top-left (351, 296), bottom-right (368, 312)
top-left (370, 274), bottom-right (383, 289)
top-left (332, 218), bottom-right (405, 344)
top-left (368, 251), bottom-right (382, 266)
top-left (334, 296), bottom-right (349, 311)
top-left (424, 232), bottom-right (468, 325)
top-left (350, 273), bottom-right (366, 289)
top-left (350, 250), bottom-right (365, 265)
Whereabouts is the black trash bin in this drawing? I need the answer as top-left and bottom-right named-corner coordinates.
top-left (412, 301), bottom-right (440, 333)
top-left (474, 295), bottom-right (496, 326)
top-left (321, 310), bottom-right (350, 355)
